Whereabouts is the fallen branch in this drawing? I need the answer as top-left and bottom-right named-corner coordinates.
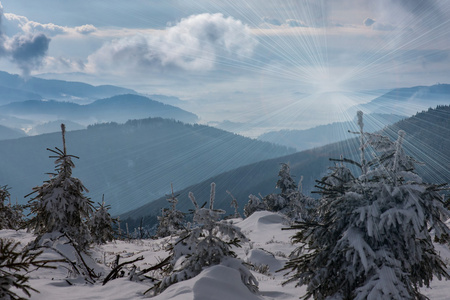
top-left (102, 255), bottom-right (144, 285)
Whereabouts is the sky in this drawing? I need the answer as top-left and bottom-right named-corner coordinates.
top-left (0, 0), bottom-right (449, 133)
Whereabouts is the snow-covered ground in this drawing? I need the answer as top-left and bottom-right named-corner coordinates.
top-left (2, 211), bottom-right (449, 299)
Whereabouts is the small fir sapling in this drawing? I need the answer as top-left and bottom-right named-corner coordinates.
top-left (89, 195), bottom-right (116, 244)
top-left (227, 190), bottom-right (241, 219)
top-left (149, 182), bottom-right (258, 295)
top-left (282, 111), bottom-right (450, 300)
top-left (26, 124), bottom-right (94, 251)
top-left (0, 238), bottom-right (60, 300)
top-left (155, 184), bottom-right (186, 238)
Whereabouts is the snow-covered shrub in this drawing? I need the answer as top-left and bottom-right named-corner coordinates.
top-left (27, 124), bottom-right (94, 251)
top-left (155, 185), bottom-right (185, 238)
top-left (151, 183), bottom-right (258, 295)
top-left (282, 111), bottom-right (450, 300)
top-left (89, 198), bottom-right (116, 244)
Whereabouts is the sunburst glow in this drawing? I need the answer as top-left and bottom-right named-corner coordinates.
top-left (0, 0), bottom-right (448, 215)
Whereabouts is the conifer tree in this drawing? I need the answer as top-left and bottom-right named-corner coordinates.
top-left (89, 196), bottom-right (116, 244)
top-left (27, 124), bottom-right (94, 251)
top-left (0, 186), bottom-right (24, 230)
top-left (243, 194), bottom-right (267, 217)
top-left (151, 183), bottom-right (258, 295)
top-left (282, 111), bottom-right (450, 300)
top-left (155, 184), bottom-right (185, 238)
top-left (244, 163), bottom-right (317, 220)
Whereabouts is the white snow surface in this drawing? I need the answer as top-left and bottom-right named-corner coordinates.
top-left (2, 211), bottom-right (449, 299)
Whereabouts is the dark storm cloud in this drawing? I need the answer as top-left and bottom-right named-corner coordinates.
top-left (9, 33), bottom-right (50, 75)
top-left (0, 4), bottom-right (51, 76)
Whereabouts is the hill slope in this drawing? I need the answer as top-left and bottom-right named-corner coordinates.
top-left (121, 105), bottom-right (449, 225)
top-left (0, 118), bottom-right (294, 214)
top-left (0, 124), bottom-right (27, 140)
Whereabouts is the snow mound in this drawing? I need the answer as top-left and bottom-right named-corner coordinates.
top-left (246, 248), bottom-right (284, 273)
top-left (153, 264), bottom-right (263, 300)
top-left (238, 211), bottom-right (288, 236)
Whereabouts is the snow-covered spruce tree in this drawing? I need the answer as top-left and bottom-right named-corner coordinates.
top-left (89, 196), bottom-right (116, 244)
top-left (243, 194), bottom-right (267, 217)
top-left (0, 185), bottom-right (24, 230)
top-left (150, 183), bottom-right (258, 295)
top-left (246, 163), bottom-right (318, 221)
top-left (155, 184), bottom-right (185, 238)
top-left (27, 124), bottom-right (94, 251)
top-left (262, 163), bottom-right (297, 212)
top-left (277, 163), bottom-right (298, 199)
top-left (282, 111), bottom-right (450, 300)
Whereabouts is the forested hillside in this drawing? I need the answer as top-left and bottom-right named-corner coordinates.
top-left (0, 117), bottom-right (294, 214)
top-left (121, 106), bottom-right (449, 227)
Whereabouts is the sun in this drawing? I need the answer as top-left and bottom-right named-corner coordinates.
top-left (309, 72), bottom-right (346, 94)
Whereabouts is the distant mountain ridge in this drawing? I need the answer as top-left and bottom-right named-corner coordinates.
top-left (258, 113), bottom-right (404, 151)
top-left (0, 124), bottom-right (26, 140)
top-left (0, 94), bottom-right (199, 126)
top-left (0, 71), bottom-right (137, 104)
top-left (0, 117), bottom-right (294, 215)
top-left (349, 83), bottom-right (450, 116)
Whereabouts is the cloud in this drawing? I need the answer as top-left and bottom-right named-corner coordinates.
top-left (285, 19), bottom-right (308, 28)
top-left (376, 0), bottom-right (449, 30)
top-left (0, 4), bottom-right (51, 76)
top-left (43, 56), bottom-right (85, 73)
top-left (3, 12), bottom-right (97, 36)
top-left (75, 24), bottom-right (96, 35)
top-left (372, 22), bottom-right (395, 31)
top-left (363, 18), bottom-right (376, 27)
top-left (6, 33), bottom-right (51, 76)
top-left (262, 17), bottom-right (282, 26)
top-left (21, 20), bottom-right (66, 35)
top-left (88, 13), bottom-right (256, 74)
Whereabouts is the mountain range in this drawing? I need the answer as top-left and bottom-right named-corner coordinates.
top-left (348, 83), bottom-right (450, 116)
top-left (119, 105), bottom-right (450, 228)
top-left (0, 71), bottom-right (136, 104)
top-left (0, 94), bottom-right (199, 135)
top-left (0, 118), bottom-right (294, 214)
top-left (258, 113), bottom-right (404, 151)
